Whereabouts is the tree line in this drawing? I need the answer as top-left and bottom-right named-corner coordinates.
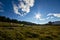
top-left (0, 16), bottom-right (36, 25)
top-left (0, 16), bottom-right (60, 25)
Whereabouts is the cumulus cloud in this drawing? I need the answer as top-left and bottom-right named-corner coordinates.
top-left (12, 0), bottom-right (35, 16)
top-left (13, 4), bottom-right (20, 14)
top-left (47, 13), bottom-right (60, 17)
top-left (53, 14), bottom-right (60, 17)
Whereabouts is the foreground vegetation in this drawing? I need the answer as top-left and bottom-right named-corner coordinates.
top-left (0, 16), bottom-right (60, 40)
top-left (0, 22), bottom-right (60, 40)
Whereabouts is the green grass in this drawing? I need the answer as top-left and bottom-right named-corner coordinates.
top-left (0, 22), bottom-right (24, 27)
top-left (0, 22), bottom-right (60, 40)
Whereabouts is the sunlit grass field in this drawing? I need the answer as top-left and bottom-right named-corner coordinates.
top-left (0, 22), bottom-right (60, 40)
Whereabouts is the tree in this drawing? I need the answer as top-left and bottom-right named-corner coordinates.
top-left (48, 21), bottom-right (52, 25)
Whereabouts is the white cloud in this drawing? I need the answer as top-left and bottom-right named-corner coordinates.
top-left (53, 14), bottom-right (60, 17)
top-left (23, 0), bottom-right (34, 7)
top-left (12, 0), bottom-right (35, 16)
top-left (13, 4), bottom-right (19, 14)
top-left (34, 12), bottom-right (54, 21)
top-left (47, 13), bottom-right (53, 16)
top-left (34, 12), bottom-right (60, 21)
top-left (46, 17), bottom-right (50, 19)
top-left (12, 3), bottom-right (24, 16)
top-left (47, 13), bottom-right (60, 18)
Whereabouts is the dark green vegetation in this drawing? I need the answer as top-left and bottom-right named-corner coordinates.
top-left (0, 16), bottom-right (60, 40)
top-left (0, 16), bottom-right (36, 26)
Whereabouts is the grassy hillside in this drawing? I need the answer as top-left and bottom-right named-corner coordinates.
top-left (0, 22), bottom-right (60, 40)
top-left (0, 22), bottom-right (22, 27)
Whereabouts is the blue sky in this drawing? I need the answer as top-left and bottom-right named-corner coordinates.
top-left (0, 0), bottom-right (60, 24)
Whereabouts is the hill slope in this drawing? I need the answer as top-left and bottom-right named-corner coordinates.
top-left (53, 21), bottom-right (60, 24)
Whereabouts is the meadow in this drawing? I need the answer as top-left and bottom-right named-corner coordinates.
top-left (0, 22), bottom-right (60, 40)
